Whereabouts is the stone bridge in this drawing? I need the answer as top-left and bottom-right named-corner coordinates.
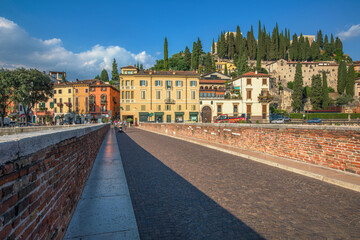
top-left (0, 123), bottom-right (359, 239)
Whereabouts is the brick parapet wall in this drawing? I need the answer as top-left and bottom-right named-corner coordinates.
top-left (139, 123), bottom-right (360, 175)
top-left (0, 124), bottom-right (110, 240)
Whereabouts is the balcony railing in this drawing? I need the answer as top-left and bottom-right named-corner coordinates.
top-left (121, 99), bottom-right (135, 103)
top-left (120, 86), bottom-right (135, 90)
top-left (100, 99), bottom-right (107, 104)
top-left (164, 98), bottom-right (175, 104)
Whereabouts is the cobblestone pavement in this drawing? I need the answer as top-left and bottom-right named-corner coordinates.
top-left (116, 128), bottom-right (360, 240)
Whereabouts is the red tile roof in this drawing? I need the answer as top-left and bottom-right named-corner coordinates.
top-left (240, 72), bottom-right (270, 77)
top-left (121, 66), bottom-right (138, 69)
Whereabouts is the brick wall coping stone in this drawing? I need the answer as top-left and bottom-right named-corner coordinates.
top-left (0, 125), bottom-right (94, 136)
top-left (0, 124), bottom-right (109, 165)
top-left (142, 122), bottom-right (360, 131)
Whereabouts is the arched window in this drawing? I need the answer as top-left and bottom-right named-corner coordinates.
top-left (100, 94), bottom-right (107, 104)
top-left (205, 86), bottom-right (208, 90)
top-left (90, 95), bottom-right (95, 104)
top-left (200, 86), bottom-right (204, 90)
top-left (214, 87), bottom-right (217, 90)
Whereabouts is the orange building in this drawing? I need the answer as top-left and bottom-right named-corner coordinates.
top-left (73, 79), bottom-right (97, 123)
top-left (89, 81), bottom-right (120, 122)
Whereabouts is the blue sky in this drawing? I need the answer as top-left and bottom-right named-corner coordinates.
top-left (0, 0), bottom-right (359, 80)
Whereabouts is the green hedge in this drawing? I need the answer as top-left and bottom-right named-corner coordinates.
top-left (290, 113), bottom-right (360, 119)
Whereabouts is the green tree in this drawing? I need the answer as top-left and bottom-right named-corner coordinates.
top-left (337, 61), bottom-right (347, 94)
top-left (0, 69), bottom-right (15, 127)
top-left (111, 58), bottom-right (119, 81)
top-left (12, 68), bottom-right (53, 125)
top-left (292, 62), bottom-right (303, 112)
top-left (94, 75), bottom-right (100, 80)
top-left (317, 30), bottom-right (323, 49)
top-left (235, 53), bottom-right (250, 76)
top-left (191, 42), bottom-right (198, 70)
top-left (224, 64), bottom-right (228, 76)
top-left (204, 53), bottom-right (213, 73)
top-left (235, 25), bottom-right (243, 55)
top-left (140, 64), bottom-right (143, 70)
top-left (322, 71), bottom-right (330, 110)
top-left (100, 69), bottom-right (109, 82)
top-left (228, 33), bottom-right (235, 59)
top-left (310, 74), bottom-right (323, 110)
top-left (287, 81), bottom-right (294, 90)
top-left (212, 39), bottom-right (215, 54)
top-left (164, 37), bottom-right (169, 70)
top-left (184, 46), bottom-right (191, 70)
top-left (61, 73), bottom-right (66, 83)
top-left (346, 64), bottom-right (355, 96)
top-left (247, 26), bottom-right (256, 60)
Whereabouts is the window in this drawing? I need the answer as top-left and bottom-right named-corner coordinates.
top-left (125, 91), bottom-right (130, 99)
top-left (131, 80), bottom-right (134, 86)
top-left (54, 108), bottom-right (57, 113)
top-left (54, 90), bottom-right (57, 94)
top-left (176, 90), bottom-right (182, 100)
top-left (191, 91), bottom-right (196, 100)
top-left (166, 91), bottom-right (171, 99)
top-left (85, 89), bottom-right (88, 93)
top-left (191, 105), bottom-right (196, 111)
top-left (59, 90), bottom-right (62, 94)
top-left (178, 105), bottom-right (182, 111)
top-left (262, 79), bottom-right (267, 85)
top-left (68, 89), bottom-right (71, 93)
top-left (166, 105), bottom-right (171, 111)
top-left (126, 105), bottom-right (130, 111)
top-left (247, 90), bottom-right (252, 99)
top-left (68, 98), bottom-right (71, 104)
top-left (247, 78), bottom-right (251, 85)
top-left (234, 105), bottom-right (238, 113)
top-left (90, 87), bottom-right (95, 92)
top-left (121, 80), bottom-right (124, 86)
top-left (166, 80), bottom-right (172, 89)
top-left (131, 91), bottom-right (134, 99)
top-left (176, 81), bottom-right (183, 87)
top-left (75, 97), bottom-right (79, 106)
top-left (54, 98), bottom-right (57, 104)
top-left (126, 80), bottom-right (130, 86)
top-left (121, 92), bottom-right (124, 99)
top-left (101, 87), bottom-right (106, 91)
top-left (141, 105), bottom-right (146, 111)
top-left (157, 105), bottom-right (161, 111)
top-left (100, 94), bottom-right (107, 103)
top-left (85, 97), bottom-right (88, 112)
top-left (60, 98), bottom-right (62, 103)
top-left (75, 89), bottom-right (78, 93)
top-left (190, 81), bottom-right (197, 87)
top-left (217, 104), bottom-right (222, 113)
top-left (141, 90), bottom-right (146, 100)
top-left (155, 80), bottom-right (162, 86)
top-left (156, 91), bottom-right (161, 99)
top-left (140, 80), bottom-right (146, 86)
top-left (101, 105), bottom-right (107, 112)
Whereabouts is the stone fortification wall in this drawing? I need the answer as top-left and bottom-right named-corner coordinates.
top-left (0, 124), bottom-right (109, 239)
top-left (139, 123), bottom-right (360, 175)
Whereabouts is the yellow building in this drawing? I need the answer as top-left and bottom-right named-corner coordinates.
top-left (53, 82), bottom-right (75, 123)
top-left (215, 61), bottom-right (237, 75)
top-left (119, 66), bottom-right (200, 123)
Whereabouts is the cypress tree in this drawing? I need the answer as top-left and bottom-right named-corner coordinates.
top-left (224, 64), bottom-right (228, 76)
top-left (311, 74), bottom-right (323, 110)
top-left (219, 32), bottom-right (226, 59)
top-left (335, 37), bottom-right (343, 53)
top-left (184, 46), bottom-right (191, 70)
top-left (236, 52), bottom-right (250, 76)
top-left (228, 33), bottom-right (235, 59)
top-left (322, 71), bottom-right (330, 110)
top-left (100, 69), bottom-right (109, 82)
top-left (235, 25), bottom-right (243, 55)
top-left (164, 37), bottom-right (169, 70)
top-left (310, 41), bottom-right (319, 61)
top-left (304, 38), bottom-right (311, 61)
top-left (204, 53), bottom-right (213, 73)
top-left (191, 42), bottom-right (198, 70)
top-left (338, 61), bottom-right (347, 94)
top-left (317, 30), bottom-right (323, 49)
top-left (292, 62), bottom-right (303, 112)
top-left (247, 25), bottom-right (256, 60)
top-left (197, 37), bottom-right (203, 55)
top-left (111, 58), bottom-right (119, 81)
top-left (290, 34), bottom-right (298, 61)
top-left (298, 34), bottom-right (306, 61)
top-left (94, 75), bottom-right (100, 80)
top-left (346, 64), bottom-right (355, 97)
top-left (330, 34), bottom-right (335, 55)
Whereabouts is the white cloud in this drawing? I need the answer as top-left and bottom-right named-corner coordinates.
top-left (337, 24), bottom-right (360, 40)
top-left (0, 17), bottom-right (155, 80)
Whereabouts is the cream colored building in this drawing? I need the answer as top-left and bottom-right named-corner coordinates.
top-left (230, 71), bottom-right (271, 122)
top-left (119, 66), bottom-right (200, 123)
top-left (266, 59), bottom-right (338, 89)
top-left (215, 60), bottom-right (237, 75)
top-left (53, 82), bottom-right (75, 123)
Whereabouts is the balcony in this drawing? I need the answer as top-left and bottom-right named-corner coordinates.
top-left (120, 86), bottom-right (135, 90)
top-left (258, 94), bottom-right (273, 103)
top-left (164, 98), bottom-right (175, 104)
top-left (100, 99), bottom-right (107, 104)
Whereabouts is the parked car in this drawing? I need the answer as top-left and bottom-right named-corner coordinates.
top-left (307, 118), bottom-right (322, 123)
top-left (271, 118), bottom-right (285, 124)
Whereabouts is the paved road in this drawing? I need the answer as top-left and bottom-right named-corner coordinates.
top-left (116, 128), bottom-right (360, 240)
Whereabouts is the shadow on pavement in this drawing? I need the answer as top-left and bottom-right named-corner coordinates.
top-left (116, 129), bottom-right (264, 240)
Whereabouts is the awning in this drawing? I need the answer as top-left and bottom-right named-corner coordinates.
top-left (154, 112), bottom-right (164, 116)
top-left (175, 112), bottom-right (184, 116)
